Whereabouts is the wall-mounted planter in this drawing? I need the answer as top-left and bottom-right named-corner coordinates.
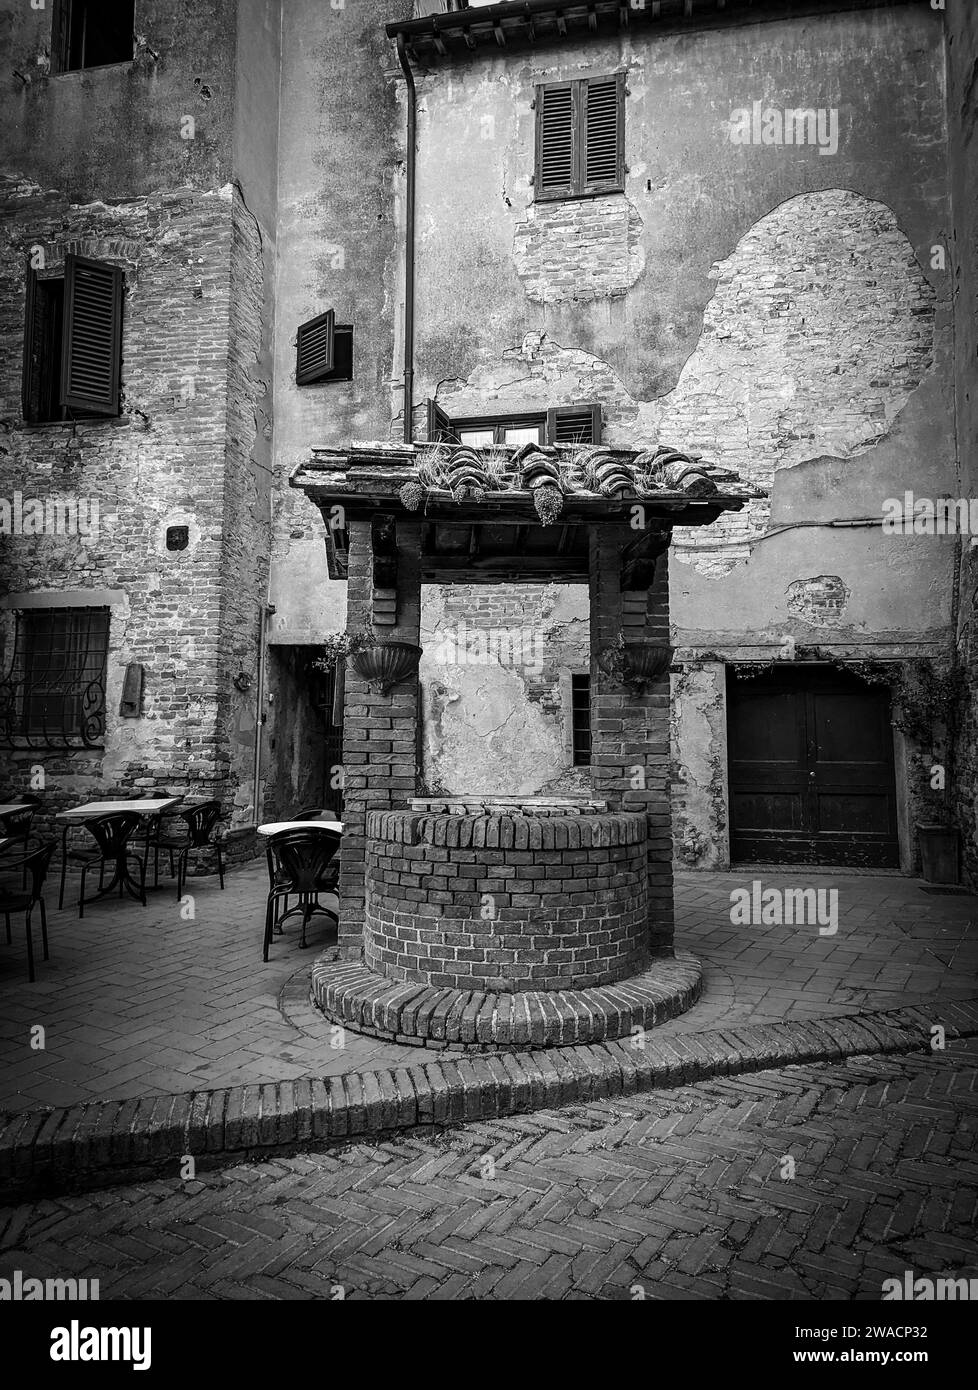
top-left (916, 823), bottom-right (960, 885)
top-left (623, 643), bottom-right (672, 684)
top-left (348, 642), bottom-right (423, 693)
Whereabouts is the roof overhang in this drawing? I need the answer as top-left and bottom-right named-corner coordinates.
top-left (386, 0), bottom-right (918, 67)
top-left (291, 441), bottom-right (759, 584)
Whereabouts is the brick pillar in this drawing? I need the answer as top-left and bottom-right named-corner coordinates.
top-left (588, 526), bottom-right (674, 956)
top-left (337, 516), bottom-right (423, 956)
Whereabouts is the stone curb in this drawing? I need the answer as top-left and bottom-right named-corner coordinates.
top-left (1, 997), bottom-right (975, 1204)
top-left (312, 951), bottom-right (703, 1050)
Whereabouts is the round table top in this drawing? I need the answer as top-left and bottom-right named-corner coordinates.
top-left (257, 821), bottom-right (343, 837)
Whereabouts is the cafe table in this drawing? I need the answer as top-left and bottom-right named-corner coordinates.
top-left (0, 802), bottom-right (32, 819)
top-left (57, 796), bottom-right (184, 908)
top-left (256, 820), bottom-right (343, 836)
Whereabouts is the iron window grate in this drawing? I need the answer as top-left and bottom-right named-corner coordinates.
top-left (0, 607), bottom-right (110, 750)
top-left (571, 672), bottom-right (591, 765)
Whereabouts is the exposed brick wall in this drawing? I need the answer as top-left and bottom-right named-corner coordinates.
top-left (513, 194), bottom-right (645, 304)
top-left (589, 529), bottom-right (674, 952)
top-left (364, 808), bottom-right (648, 992)
top-left (336, 517), bottom-right (423, 954)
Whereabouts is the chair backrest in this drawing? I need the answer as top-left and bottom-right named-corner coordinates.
top-left (84, 812), bottom-right (144, 856)
top-left (267, 826), bottom-right (341, 893)
top-left (181, 800), bottom-right (221, 846)
top-left (0, 806), bottom-right (35, 836)
top-left (294, 807), bottom-right (338, 821)
top-left (6, 840), bottom-right (57, 902)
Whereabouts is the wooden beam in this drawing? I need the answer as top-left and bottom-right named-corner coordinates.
top-left (493, 21), bottom-right (506, 46)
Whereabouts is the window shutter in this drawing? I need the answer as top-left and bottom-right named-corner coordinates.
top-left (583, 74), bottom-right (624, 194)
top-left (60, 254), bottom-right (123, 416)
top-left (296, 309), bottom-right (335, 385)
top-left (547, 403), bottom-right (602, 445)
top-left (22, 268), bottom-right (43, 423)
top-left (536, 82), bottom-right (576, 201)
top-left (51, 0), bottom-right (71, 75)
top-left (426, 398), bottom-right (455, 442)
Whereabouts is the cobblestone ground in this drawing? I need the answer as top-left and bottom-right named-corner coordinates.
top-left (2, 863), bottom-right (975, 1112)
top-left (2, 1040), bottom-right (976, 1300)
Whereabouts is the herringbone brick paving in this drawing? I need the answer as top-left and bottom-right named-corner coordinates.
top-left (2, 1040), bottom-right (976, 1299)
top-left (1, 864), bottom-right (974, 1113)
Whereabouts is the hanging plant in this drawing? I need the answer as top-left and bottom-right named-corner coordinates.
top-left (399, 480), bottom-right (427, 511)
top-left (311, 624), bottom-right (375, 673)
top-left (532, 483), bottom-right (564, 525)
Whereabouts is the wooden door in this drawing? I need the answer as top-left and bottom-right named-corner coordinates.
top-left (727, 666), bottom-right (899, 867)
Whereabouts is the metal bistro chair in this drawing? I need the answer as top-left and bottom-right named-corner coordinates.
top-left (294, 807), bottom-right (340, 822)
top-left (60, 812), bottom-right (147, 918)
top-left (262, 825), bottom-right (341, 961)
top-left (149, 800), bottom-right (226, 899)
top-left (0, 841), bottom-right (56, 982)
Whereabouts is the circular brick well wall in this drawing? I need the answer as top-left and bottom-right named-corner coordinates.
top-left (364, 808), bottom-right (649, 993)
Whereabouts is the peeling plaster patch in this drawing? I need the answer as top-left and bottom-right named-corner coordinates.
top-left (513, 193), bottom-right (645, 303)
top-left (786, 574), bottom-right (852, 626)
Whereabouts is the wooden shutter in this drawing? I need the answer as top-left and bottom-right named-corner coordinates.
top-left (426, 398), bottom-right (456, 442)
top-left (60, 254), bottom-right (123, 416)
top-left (22, 267), bottom-right (43, 423)
top-left (296, 309), bottom-right (335, 385)
top-left (583, 74), bottom-right (624, 194)
top-left (51, 0), bottom-right (71, 75)
top-left (535, 82), bottom-right (577, 201)
top-left (547, 403), bottom-right (602, 445)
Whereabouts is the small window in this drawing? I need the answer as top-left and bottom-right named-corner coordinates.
top-left (535, 74), bottom-right (625, 202)
top-left (571, 674), bottom-right (591, 766)
top-left (22, 255), bottom-right (124, 423)
top-left (296, 310), bottom-right (353, 385)
top-left (0, 608), bottom-right (110, 749)
top-left (52, 0), bottom-right (136, 74)
top-left (428, 401), bottom-right (602, 445)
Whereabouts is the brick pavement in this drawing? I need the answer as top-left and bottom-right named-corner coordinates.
top-left (0, 863), bottom-right (974, 1114)
top-left (2, 1040), bottom-right (976, 1299)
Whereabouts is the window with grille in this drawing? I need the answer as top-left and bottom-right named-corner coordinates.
top-left (51, 0), bottom-right (135, 74)
top-left (23, 255), bottom-right (124, 423)
top-left (0, 608), bottom-right (110, 749)
top-left (427, 401), bottom-right (602, 445)
top-left (571, 673), bottom-right (591, 766)
top-left (535, 74), bottom-right (625, 202)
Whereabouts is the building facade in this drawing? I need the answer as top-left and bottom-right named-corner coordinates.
top-left (1, 0), bottom-right (974, 884)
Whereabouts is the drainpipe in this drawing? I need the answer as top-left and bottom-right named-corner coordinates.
top-left (397, 33), bottom-right (416, 444)
top-left (252, 601), bottom-right (271, 825)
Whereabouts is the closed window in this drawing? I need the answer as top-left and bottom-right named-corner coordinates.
top-left (23, 254), bottom-right (124, 423)
top-left (428, 401), bottom-right (602, 445)
top-left (535, 74), bottom-right (625, 202)
top-left (51, 0), bottom-right (135, 74)
top-left (0, 608), bottom-right (110, 749)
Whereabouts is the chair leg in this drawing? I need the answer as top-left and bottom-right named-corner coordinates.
top-left (263, 894), bottom-right (276, 961)
top-left (78, 867), bottom-right (87, 919)
top-left (58, 854), bottom-right (67, 911)
top-left (25, 906), bottom-right (35, 983)
top-left (177, 848), bottom-right (188, 901)
top-left (217, 842), bottom-right (225, 891)
top-left (39, 897), bottom-right (49, 961)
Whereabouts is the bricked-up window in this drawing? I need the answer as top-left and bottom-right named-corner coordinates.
top-left (428, 400), bottom-right (602, 445)
top-left (535, 74), bottom-right (625, 202)
top-left (22, 255), bottom-right (124, 423)
top-left (571, 673), bottom-right (591, 766)
top-left (0, 608), bottom-right (110, 750)
top-left (296, 310), bottom-right (353, 384)
top-left (51, 0), bottom-right (135, 74)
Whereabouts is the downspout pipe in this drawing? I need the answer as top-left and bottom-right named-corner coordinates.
top-left (397, 33), bottom-right (416, 444)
